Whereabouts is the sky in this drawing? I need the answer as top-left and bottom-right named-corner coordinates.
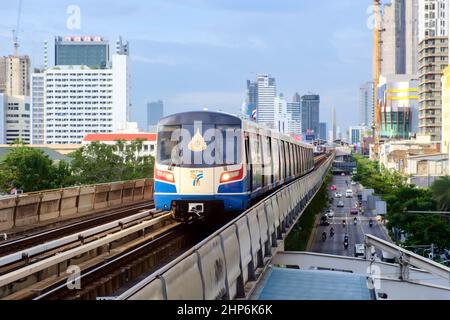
top-left (0, 0), bottom-right (374, 133)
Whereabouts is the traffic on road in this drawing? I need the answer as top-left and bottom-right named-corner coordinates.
top-left (310, 173), bottom-right (391, 258)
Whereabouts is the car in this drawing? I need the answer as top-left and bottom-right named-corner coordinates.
top-left (350, 208), bottom-right (359, 215)
top-left (325, 209), bottom-right (335, 218)
top-left (320, 216), bottom-right (330, 226)
top-left (330, 185), bottom-right (337, 191)
top-left (341, 173), bottom-right (346, 176)
top-left (345, 189), bottom-right (353, 198)
top-left (337, 200), bottom-right (344, 208)
top-left (351, 181), bottom-right (357, 186)
top-left (335, 192), bottom-right (342, 198)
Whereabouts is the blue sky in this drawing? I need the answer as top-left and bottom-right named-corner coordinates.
top-left (0, 0), bottom-right (373, 132)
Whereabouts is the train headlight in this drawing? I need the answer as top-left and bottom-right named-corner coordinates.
top-left (220, 166), bottom-right (244, 183)
top-left (155, 169), bottom-right (175, 183)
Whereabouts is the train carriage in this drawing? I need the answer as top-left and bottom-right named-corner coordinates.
top-left (154, 111), bottom-right (314, 221)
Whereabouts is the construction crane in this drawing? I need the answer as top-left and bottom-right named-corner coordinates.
top-left (373, 0), bottom-right (382, 157)
top-left (12, 0), bottom-right (23, 56)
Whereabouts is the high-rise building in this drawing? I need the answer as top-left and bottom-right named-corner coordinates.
top-left (359, 82), bottom-right (374, 126)
top-left (116, 36), bottom-right (130, 56)
top-left (380, 0), bottom-right (419, 76)
top-left (301, 94), bottom-right (320, 139)
top-left (319, 122), bottom-right (327, 141)
top-left (378, 75), bottom-right (419, 140)
top-left (287, 100), bottom-right (301, 135)
top-left (31, 54), bottom-right (129, 145)
top-left (0, 94), bottom-right (4, 144)
top-left (1, 95), bottom-right (31, 144)
top-left (147, 100), bottom-right (164, 132)
top-left (256, 74), bottom-right (276, 128)
top-left (55, 36), bottom-right (110, 68)
top-left (292, 92), bottom-right (301, 103)
top-left (442, 66), bottom-right (450, 169)
top-left (243, 79), bottom-right (258, 119)
top-left (0, 55), bottom-right (30, 96)
top-left (349, 126), bottom-right (364, 145)
top-left (274, 95), bottom-right (289, 134)
top-left (417, 0), bottom-right (449, 142)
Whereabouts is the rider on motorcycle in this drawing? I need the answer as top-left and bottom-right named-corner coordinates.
top-left (322, 231), bottom-right (327, 241)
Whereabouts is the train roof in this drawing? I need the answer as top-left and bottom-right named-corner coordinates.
top-left (158, 111), bottom-right (241, 126)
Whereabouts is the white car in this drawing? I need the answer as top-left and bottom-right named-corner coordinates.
top-left (345, 189), bottom-right (353, 198)
top-left (351, 181), bottom-right (357, 186)
top-left (335, 192), bottom-right (343, 198)
top-left (325, 209), bottom-right (335, 218)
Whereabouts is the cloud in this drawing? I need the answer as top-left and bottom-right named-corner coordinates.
top-left (130, 54), bottom-right (178, 66)
top-left (248, 37), bottom-right (268, 50)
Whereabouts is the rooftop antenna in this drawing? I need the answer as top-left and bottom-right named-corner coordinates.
top-left (12, 0), bottom-right (23, 56)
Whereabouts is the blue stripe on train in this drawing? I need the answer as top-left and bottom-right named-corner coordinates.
top-left (154, 181), bottom-right (177, 193)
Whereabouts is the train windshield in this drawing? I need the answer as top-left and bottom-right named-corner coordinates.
top-left (157, 124), bottom-right (242, 168)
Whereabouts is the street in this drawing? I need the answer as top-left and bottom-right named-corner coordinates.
top-left (310, 174), bottom-right (391, 257)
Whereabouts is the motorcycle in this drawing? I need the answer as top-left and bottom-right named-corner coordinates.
top-left (344, 240), bottom-right (349, 249)
top-left (322, 232), bottom-right (327, 242)
top-left (369, 220), bottom-right (373, 228)
top-left (354, 218), bottom-right (357, 225)
top-left (342, 220), bottom-right (346, 228)
top-left (330, 228), bottom-right (335, 238)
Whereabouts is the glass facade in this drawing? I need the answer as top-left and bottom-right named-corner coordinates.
top-left (55, 36), bottom-right (110, 68)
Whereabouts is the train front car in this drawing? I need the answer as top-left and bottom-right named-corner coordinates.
top-left (154, 111), bottom-right (247, 222)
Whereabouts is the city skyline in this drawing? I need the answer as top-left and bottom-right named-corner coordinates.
top-left (0, 0), bottom-right (373, 132)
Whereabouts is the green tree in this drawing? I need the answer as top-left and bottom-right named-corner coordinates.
top-left (431, 176), bottom-right (450, 211)
top-left (69, 142), bottom-right (123, 185)
top-left (0, 145), bottom-right (56, 192)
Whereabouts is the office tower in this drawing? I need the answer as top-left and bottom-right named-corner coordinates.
top-left (292, 92), bottom-right (301, 103)
top-left (287, 99), bottom-right (301, 135)
top-left (147, 100), bottom-right (164, 132)
top-left (301, 94), bottom-right (320, 139)
top-left (378, 75), bottom-right (419, 139)
top-left (244, 79), bottom-right (258, 119)
top-left (359, 82), bottom-right (374, 126)
top-left (319, 122), bottom-right (327, 141)
top-left (1, 95), bottom-right (31, 144)
top-left (332, 107), bottom-right (336, 142)
top-left (256, 74), bottom-right (276, 128)
top-left (0, 94), bottom-right (4, 143)
top-left (0, 55), bottom-right (30, 96)
top-left (380, 0), bottom-right (419, 76)
top-left (31, 54), bottom-right (129, 145)
top-left (349, 126), bottom-right (363, 145)
top-left (55, 36), bottom-right (110, 68)
top-left (442, 66), bottom-right (450, 167)
top-left (274, 95), bottom-right (289, 134)
top-left (417, 0), bottom-right (449, 142)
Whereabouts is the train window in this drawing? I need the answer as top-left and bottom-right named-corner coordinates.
top-left (215, 125), bottom-right (242, 165)
top-left (284, 141), bottom-right (291, 177)
top-left (289, 143), bottom-right (295, 176)
top-left (157, 125), bottom-right (181, 165)
top-left (271, 138), bottom-right (280, 183)
top-left (263, 136), bottom-right (273, 185)
top-left (280, 141), bottom-right (286, 179)
top-left (250, 133), bottom-right (262, 191)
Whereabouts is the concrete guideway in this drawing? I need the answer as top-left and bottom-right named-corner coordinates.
top-left (0, 212), bottom-right (173, 289)
top-left (117, 155), bottom-right (335, 300)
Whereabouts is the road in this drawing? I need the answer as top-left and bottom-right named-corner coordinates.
top-left (310, 174), bottom-right (391, 257)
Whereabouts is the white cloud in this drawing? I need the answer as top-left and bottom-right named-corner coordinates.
top-left (130, 54), bottom-right (178, 66)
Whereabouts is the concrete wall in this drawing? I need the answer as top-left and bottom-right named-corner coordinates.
top-left (0, 179), bottom-right (153, 233)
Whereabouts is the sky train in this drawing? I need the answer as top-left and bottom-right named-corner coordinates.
top-left (154, 111), bottom-right (315, 221)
